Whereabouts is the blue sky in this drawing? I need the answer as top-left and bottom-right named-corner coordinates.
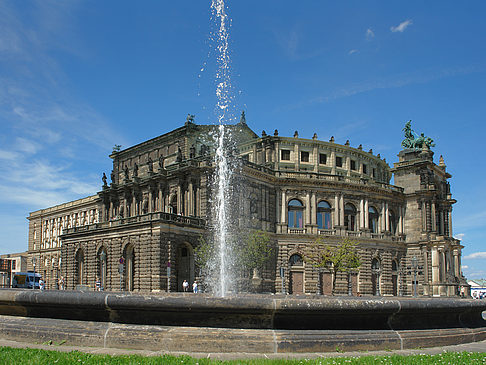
top-left (0, 1), bottom-right (485, 279)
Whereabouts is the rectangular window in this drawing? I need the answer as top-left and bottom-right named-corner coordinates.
top-left (301, 151), bottom-right (309, 162)
top-left (319, 153), bottom-right (327, 164)
top-left (336, 156), bottom-right (343, 167)
top-left (362, 164), bottom-right (367, 174)
top-left (350, 160), bottom-right (356, 171)
top-left (372, 168), bottom-right (376, 178)
top-left (281, 150), bottom-right (291, 161)
top-left (11, 260), bottom-right (16, 270)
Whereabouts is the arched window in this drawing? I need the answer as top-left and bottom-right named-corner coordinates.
top-left (344, 203), bottom-right (357, 231)
top-left (288, 199), bottom-right (304, 228)
top-left (371, 258), bottom-right (381, 296)
top-left (389, 210), bottom-right (397, 235)
top-left (125, 244), bottom-right (135, 291)
top-left (369, 206), bottom-right (379, 233)
top-left (75, 249), bottom-right (84, 285)
top-left (391, 259), bottom-right (398, 296)
top-left (170, 195), bottom-right (177, 215)
top-left (289, 254), bottom-right (303, 266)
top-left (317, 201), bottom-right (332, 229)
top-left (372, 258), bottom-right (381, 271)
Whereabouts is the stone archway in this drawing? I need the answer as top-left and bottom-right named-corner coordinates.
top-left (124, 244), bottom-right (135, 291)
top-left (176, 243), bottom-right (194, 292)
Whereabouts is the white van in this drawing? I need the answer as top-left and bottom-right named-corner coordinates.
top-left (12, 272), bottom-right (42, 289)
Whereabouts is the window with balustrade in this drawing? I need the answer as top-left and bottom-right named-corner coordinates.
top-left (369, 206), bottom-right (379, 233)
top-left (288, 199), bottom-right (304, 229)
top-left (317, 201), bottom-right (332, 229)
top-left (344, 203), bottom-right (357, 231)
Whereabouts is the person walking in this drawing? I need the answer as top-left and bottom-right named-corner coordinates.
top-left (95, 277), bottom-right (101, 291)
top-left (192, 281), bottom-right (198, 293)
top-left (182, 279), bottom-right (189, 292)
top-left (58, 276), bottom-right (65, 290)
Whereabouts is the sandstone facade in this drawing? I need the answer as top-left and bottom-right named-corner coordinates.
top-left (26, 119), bottom-right (464, 296)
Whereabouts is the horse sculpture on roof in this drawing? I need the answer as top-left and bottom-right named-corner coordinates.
top-left (401, 121), bottom-right (435, 149)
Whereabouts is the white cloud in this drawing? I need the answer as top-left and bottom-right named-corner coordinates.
top-left (464, 252), bottom-right (486, 260)
top-left (461, 265), bottom-right (469, 270)
top-left (454, 233), bottom-right (465, 240)
top-left (366, 28), bottom-right (375, 40)
top-left (390, 19), bottom-right (413, 33)
top-left (348, 49), bottom-right (358, 55)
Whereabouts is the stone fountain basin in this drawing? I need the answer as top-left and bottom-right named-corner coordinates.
top-left (0, 289), bottom-right (485, 353)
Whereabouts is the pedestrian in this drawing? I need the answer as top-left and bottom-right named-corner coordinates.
top-left (59, 276), bottom-right (65, 290)
top-left (39, 279), bottom-right (45, 291)
top-left (95, 277), bottom-right (101, 291)
top-left (182, 279), bottom-right (189, 292)
top-left (192, 280), bottom-right (198, 293)
top-left (460, 286), bottom-right (465, 298)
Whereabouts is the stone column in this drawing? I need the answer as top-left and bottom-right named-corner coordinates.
top-left (311, 192), bottom-right (317, 225)
top-left (148, 190), bottom-right (153, 213)
top-left (380, 202), bottom-right (386, 233)
top-left (253, 144), bottom-right (258, 164)
top-left (421, 201), bottom-right (427, 231)
top-left (313, 145), bottom-right (318, 172)
top-left (346, 156), bottom-right (351, 176)
top-left (385, 202), bottom-right (390, 232)
top-left (431, 246), bottom-right (439, 296)
top-left (188, 181), bottom-right (194, 216)
top-left (339, 195), bottom-right (344, 227)
top-left (364, 200), bottom-right (369, 229)
top-left (448, 210), bottom-right (453, 237)
top-left (294, 143), bottom-right (300, 171)
top-left (331, 151), bottom-right (336, 175)
top-left (177, 185), bottom-right (182, 215)
top-left (422, 248), bottom-right (430, 296)
top-left (359, 199), bottom-right (364, 229)
top-left (305, 191), bottom-right (311, 225)
top-left (132, 194), bottom-right (136, 216)
top-left (398, 206), bottom-right (403, 234)
top-left (334, 194), bottom-right (340, 226)
top-left (431, 201), bottom-right (436, 232)
top-left (274, 141), bottom-right (280, 170)
top-left (440, 210), bottom-right (445, 236)
top-left (281, 190), bottom-right (286, 224)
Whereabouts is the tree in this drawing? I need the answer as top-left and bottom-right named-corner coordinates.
top-left (194, 235), bottom-right (214, 272)
top-left (239, 230), bottom-right (274, 274)
top-left (305, 237), bottom-right (361, 295)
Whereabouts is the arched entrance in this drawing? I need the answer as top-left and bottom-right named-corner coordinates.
top-left (391, 260), bottom-right (399, 296)
top-left (371, 258), bottom-right (381, 296)
top-left (75, 249), bottom-right (84, 286)
top-left (124, 244), bottom-right (135, 291)
top-left (176, 243), bottom-right (194, 292)
top-left (289, 254), bottom-right (304, 294)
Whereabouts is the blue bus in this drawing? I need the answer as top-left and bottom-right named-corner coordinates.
top-left (12, 272), bottom-right (42, 289)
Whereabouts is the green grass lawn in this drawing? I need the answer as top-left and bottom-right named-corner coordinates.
top-left (1, 347), bottom-right (486, 365)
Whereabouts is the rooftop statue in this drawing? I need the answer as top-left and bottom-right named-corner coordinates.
top-left (401, 121), bottom-right (435, 149)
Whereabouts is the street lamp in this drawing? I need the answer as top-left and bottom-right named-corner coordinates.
top-left (407, 256), bottom-right (423, 297)
top-left (32, 256), bottom-right (36, 290)
top-left (100, 250), bottom-right (106, 291)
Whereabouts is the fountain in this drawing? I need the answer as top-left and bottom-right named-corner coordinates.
top-left (206, 0), bottom-right (238, 296)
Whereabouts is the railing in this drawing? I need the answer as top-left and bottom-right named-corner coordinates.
top-left (318, 229), bottom-right (336, 236)
top-left (371, 233), bottom-right (385, 239)
top-left (288, 228), bottom-right (306, 235)
top-left (64, 212), bottom-right (206, 235)
top-left (345, 231), bottom-right (362, 237)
